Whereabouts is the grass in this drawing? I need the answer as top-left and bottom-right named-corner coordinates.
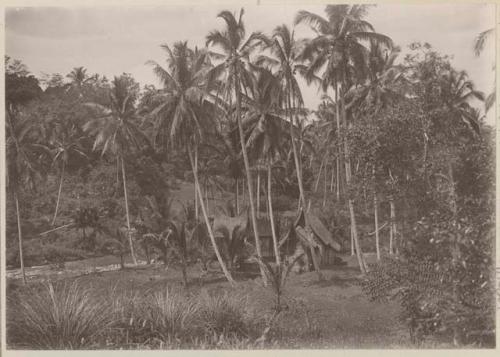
top-left (7, 281), bottom-right (113, 349)
top-left (7, 280), bottom-right (266, 349)
top-left (6, 255), bottom-right (414, 349)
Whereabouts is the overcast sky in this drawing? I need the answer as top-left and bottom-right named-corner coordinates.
top-left (5, 3), bottom-right (496, 124)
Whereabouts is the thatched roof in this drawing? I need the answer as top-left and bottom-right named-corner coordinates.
top-left (280, 209), bottom-right (341, 252)
top-left (306, 213), bottom-right (341, 251)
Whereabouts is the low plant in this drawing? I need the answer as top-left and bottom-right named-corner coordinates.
top-left (196, 290), bottom-right (250, 338)
top-left (7, 281), bottom-right (114, 349)
top-left (253, 254), bottom-right (303, 312)
top-left (111, 289), bottom-right (198, 345)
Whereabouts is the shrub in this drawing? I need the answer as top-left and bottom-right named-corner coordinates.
top-left (111, 289), bottom-right (198, 344)
top-left (196, 290), bottom-right (250, 339)
top-left (7, 281), bottom-right (113, 349)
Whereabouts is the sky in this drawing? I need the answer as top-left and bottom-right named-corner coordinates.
top-left (4, 2), bottom-right (497, 124)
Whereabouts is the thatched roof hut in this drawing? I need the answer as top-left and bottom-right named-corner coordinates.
top-left (280, 208), bottom-right (341, 269)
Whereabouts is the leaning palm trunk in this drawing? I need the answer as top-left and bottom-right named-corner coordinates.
top-left (121, 156), bottom-right (138, 266)
top-left (51, 161), bottom-right (65, 226)
top-left (188, 147), bottom-right (235, 285)
top-left (14, 190), bottom-right (27, 284)
top-left (267, 163), bottom-right (280, 265)
top-left (234, 73), bottom-right (266, 283)
top-left (340, 84), bottom-right (367, 274)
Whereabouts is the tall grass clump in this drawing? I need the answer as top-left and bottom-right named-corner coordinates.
top-left (196, 290), bottom-right (252, 339)
top-left (7, 281), bottom-right (113, 349)
top-left (111, 289), bottom-right (199, 345)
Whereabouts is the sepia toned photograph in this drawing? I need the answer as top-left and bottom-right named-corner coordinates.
top-left (2, 1), bottom-right (497, 351)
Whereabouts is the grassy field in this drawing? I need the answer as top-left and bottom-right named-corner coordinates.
top-left (6, 252), bottom-right (419, 349)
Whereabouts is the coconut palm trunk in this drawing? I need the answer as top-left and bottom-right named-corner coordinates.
top-left (340, 83), bottom-right (367, 273)
top-left (351, 226), bottom-right (355, 256)
top-left (336, 157), bottom-right (340, 201)
top-left (188, 147), bottom-right (235, 285)
top-left (335, 81), bottom-right (343, 200)
top-left (14, 190), bottom-right (27, 284)
top-left (267, 162), bottom-right (280, 265)
top-left (242, 177), bottom-right (246, 208)
top-left (51, 161), bottom-right (65, 226)
top-left (314, 157), bottom-right (326, 193)
top-left (195, 150), bottom-right (199, 220)
top-left (256, 170), bottom-right (261, 214)
top-left (448, 161), bottom-right (462, 345)
top-left (121, 156), bottom-right (138, 266)
top-left (288, 92), bottom-right (306, 210)
top-left (322, 161), bottom-right (328, 207)
top-left (235, 178), bottom-right (239, 215)
top-left (205, 181), bottom-right (210, 217)
top-left (389, 197), bottom-right (397, 255)
top-left (330, 161), bottom-right (335, 192)
top-left (234, 72), bottom-right (266, 283)
top-left (374, 194), bottom-right (381, 260)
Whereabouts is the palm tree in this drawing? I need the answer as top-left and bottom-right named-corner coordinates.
top-left (147, 41), bottom-right (235, 284)
top-left (83, 75), bottom-right (146, 266)
top-left (345, 44), bottom-right (405, 114)
top-left (66, 66), bottom-right (89, 88)
top-left (6, 114), bottom-right (51, 284)
top-left (5, 66), bottom-right (48, 284)
top-left (439, 69), bottom-right (484, 135)
top-left (474, 28), bottom-right (494, 57)
top-left (206, 8), bottom-right (268, 281)
top-left (474, 28), bottom-right (495, 112)
top-left (295, 4), bottom-right (392, 274)
top-left (256, 24), bottom-right (307, 210)
top-left (243, 67), bottom-right (283, 265)
top-left (49, 123), bottom-right (88, 225)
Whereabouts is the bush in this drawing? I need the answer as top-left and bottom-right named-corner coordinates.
top-left (106, 287), bottom-right (257, 348)
top-left (7, 281), bottom-right (320, 349)
top-left (111, 289), bottom-right (198, 345)
top-left (196, 290), bottom-right (251, 338)
top-left (7, 281), bottom-right (114, 349)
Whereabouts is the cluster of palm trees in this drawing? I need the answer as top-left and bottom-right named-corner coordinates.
top-left (136, 5), bottom-right (402, 279)
top-left (6, 5), bottom-right (490, 285)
